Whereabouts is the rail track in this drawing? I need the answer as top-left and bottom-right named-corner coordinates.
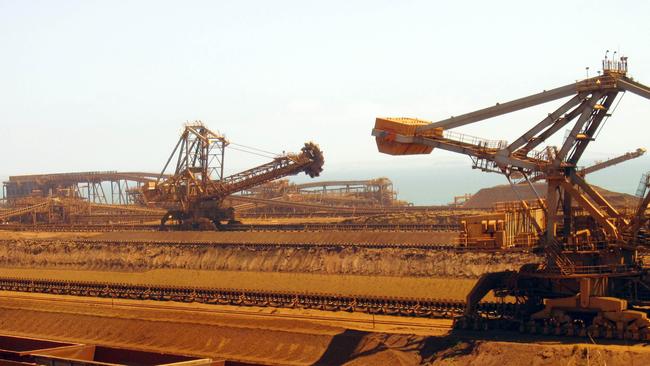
top-left (0, 222), bottom-right (459, 233)
top-left (0, 277), bottom-right (511, 320)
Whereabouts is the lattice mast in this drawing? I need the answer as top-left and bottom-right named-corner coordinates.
top-left (156, 122), bottom-right (228, 203)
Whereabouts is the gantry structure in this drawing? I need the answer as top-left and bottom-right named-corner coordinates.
top-left (373, 56), bottom-right (650, 259)
top-left (3, 171), bottom-right (166, 205)
top-left (372, 56), bottom-right (650, 334)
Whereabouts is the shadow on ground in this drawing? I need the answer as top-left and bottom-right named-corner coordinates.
top-left (314, 329), bottom-right (478, 365)
top-left (314, 327), bottom-right (650, 365)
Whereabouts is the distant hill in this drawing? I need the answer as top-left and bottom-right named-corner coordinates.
top-left (463, 183), bottom-right (639, 210)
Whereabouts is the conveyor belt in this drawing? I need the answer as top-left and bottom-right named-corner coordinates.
top-left (0, 277), bottom-right (513, 319)
top-left (0, 222), bottom-right (460, 232)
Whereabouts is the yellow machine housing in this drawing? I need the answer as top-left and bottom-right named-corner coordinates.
top-left (459, 204), bottom-right (545, 248)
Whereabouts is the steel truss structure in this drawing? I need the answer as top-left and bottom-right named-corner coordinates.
top-left (238, 177), bottom-right (404, 212)
top-left (373, 57), bottom-right (650, 260)
top-left (3, 171), bottom-right (165, 205)
top-left (372, 56), bottom-right (650, 338)
top-left (142, 122), bottom-right (324, 229)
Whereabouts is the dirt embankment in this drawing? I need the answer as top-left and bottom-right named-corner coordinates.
top-left (464, 182), bottom-right (639, 210)
top-left (0, 239), bottom-right (539, 279)
top-left (0, 294), bottom-right (647, 366)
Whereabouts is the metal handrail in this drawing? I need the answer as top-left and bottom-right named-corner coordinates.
top-left (442, 130), bottom-right (507, 150)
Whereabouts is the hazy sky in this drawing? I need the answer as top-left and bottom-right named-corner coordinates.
top-left (1, 1), bottom-right (649, 204)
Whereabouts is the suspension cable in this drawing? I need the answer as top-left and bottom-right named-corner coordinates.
top-left (594, 91), bottom-right (625, 140)
top-left (229, 142), bottom-right (280, 156)
top-left (227, 146), bottom-right (278, 159)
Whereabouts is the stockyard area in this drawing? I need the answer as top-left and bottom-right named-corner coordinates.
top-left (2, 131), bottom-right (650, 366)
top-left (2, 2), bottom-right (650, 366)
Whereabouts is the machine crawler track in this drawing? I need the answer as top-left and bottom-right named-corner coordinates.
top-left (454, 313), bottom-right (650, 342)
